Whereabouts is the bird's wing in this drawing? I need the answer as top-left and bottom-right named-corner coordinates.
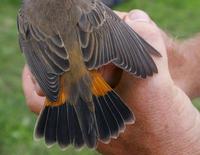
top-left (77, 0), bottom-right (161, 78)
top-left (17, 10), bottom-right (69, 101)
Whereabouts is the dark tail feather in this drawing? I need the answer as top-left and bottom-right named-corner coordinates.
top-left (35, 102), bottom-right (85, 149)
top-left (67, 103), bottom-right (84, 148)
top-left (74, 98), bottom-right (98, 148)
top-left (97, 95), bottom-right (120, 138)
top-left (93, 90), bottom-right (135, 143)
top-left (108, 92), bottom-right (135, 124)
top-left (44, 106), bottom-right (58, 146)
top-left (93, 96), bottom-right (111, 143)
top-left (57, 104), bottom-right (70, 148)
top-left (35, 107), bottom-right (49, 139)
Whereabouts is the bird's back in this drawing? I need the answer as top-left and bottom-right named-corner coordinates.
top-left (22, 0), bottom-right (82, 35)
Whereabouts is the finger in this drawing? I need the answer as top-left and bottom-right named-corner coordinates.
top-left (22, 65), bottom-right (44, 114)
top-left (116, 10), bottom-right (171, 96)
top-left (28, 70), bottom-right (45, 97)
top-left (124, 10), bottom-right (167, 57)
top-left (35, 82), bottom-right (45, 97)
top-left (99, 63), bottom-right (123, 88)
top-left (114, 10), bottom-right (128, 19)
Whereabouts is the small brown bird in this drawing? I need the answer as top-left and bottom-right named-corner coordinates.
top-left (17, 0), bottom-right (161, 149)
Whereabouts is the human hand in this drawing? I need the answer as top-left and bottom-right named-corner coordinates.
top-left (22, 10), bottom-right (200, 154)
top-left (98, 10), bottom-right (200, 155)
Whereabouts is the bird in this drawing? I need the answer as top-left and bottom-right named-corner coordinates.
top-left (17, 0), bottom-right (161, 149)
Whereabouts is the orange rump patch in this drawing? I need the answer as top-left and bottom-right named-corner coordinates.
top-left (45, 90), bottom-right (67, 107)
top-left (90, 71), bottom-right (112, 97)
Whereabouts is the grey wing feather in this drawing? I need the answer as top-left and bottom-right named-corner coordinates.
top-left (77, 1), bottom-right (161, 78)
top-left (17, 11), bottom-right (69, 101)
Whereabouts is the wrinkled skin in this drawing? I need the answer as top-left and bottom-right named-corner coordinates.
top-left (22, 10), bottom-right (200, 155)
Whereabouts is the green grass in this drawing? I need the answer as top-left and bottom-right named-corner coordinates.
top-left (0, 0), bottom-right (200, 155)
top-left (115, 0), bottom-right (200, 38)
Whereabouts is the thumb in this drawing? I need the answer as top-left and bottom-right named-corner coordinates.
top-left (116, 10), bottom-right (172, 100)
top-left (124, 10), bottom-right (168, 69)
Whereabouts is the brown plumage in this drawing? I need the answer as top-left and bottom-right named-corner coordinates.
top-left (17, 0), bottom-right (161, 149)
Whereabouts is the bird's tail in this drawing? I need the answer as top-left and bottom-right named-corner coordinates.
top-left (34, 71), bottom-right (135, 149)
top-left (90, 71), bottom-right (135, 143)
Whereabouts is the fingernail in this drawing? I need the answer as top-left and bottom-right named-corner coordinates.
top-left (127, 10), bottom-right (151, 22)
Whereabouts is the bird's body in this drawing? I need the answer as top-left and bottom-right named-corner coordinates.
top-left (18, 0), bottom-right (161, 149)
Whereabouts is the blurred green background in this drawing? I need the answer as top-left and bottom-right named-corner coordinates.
top-left (0, 0), bottom-right (200, 155)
